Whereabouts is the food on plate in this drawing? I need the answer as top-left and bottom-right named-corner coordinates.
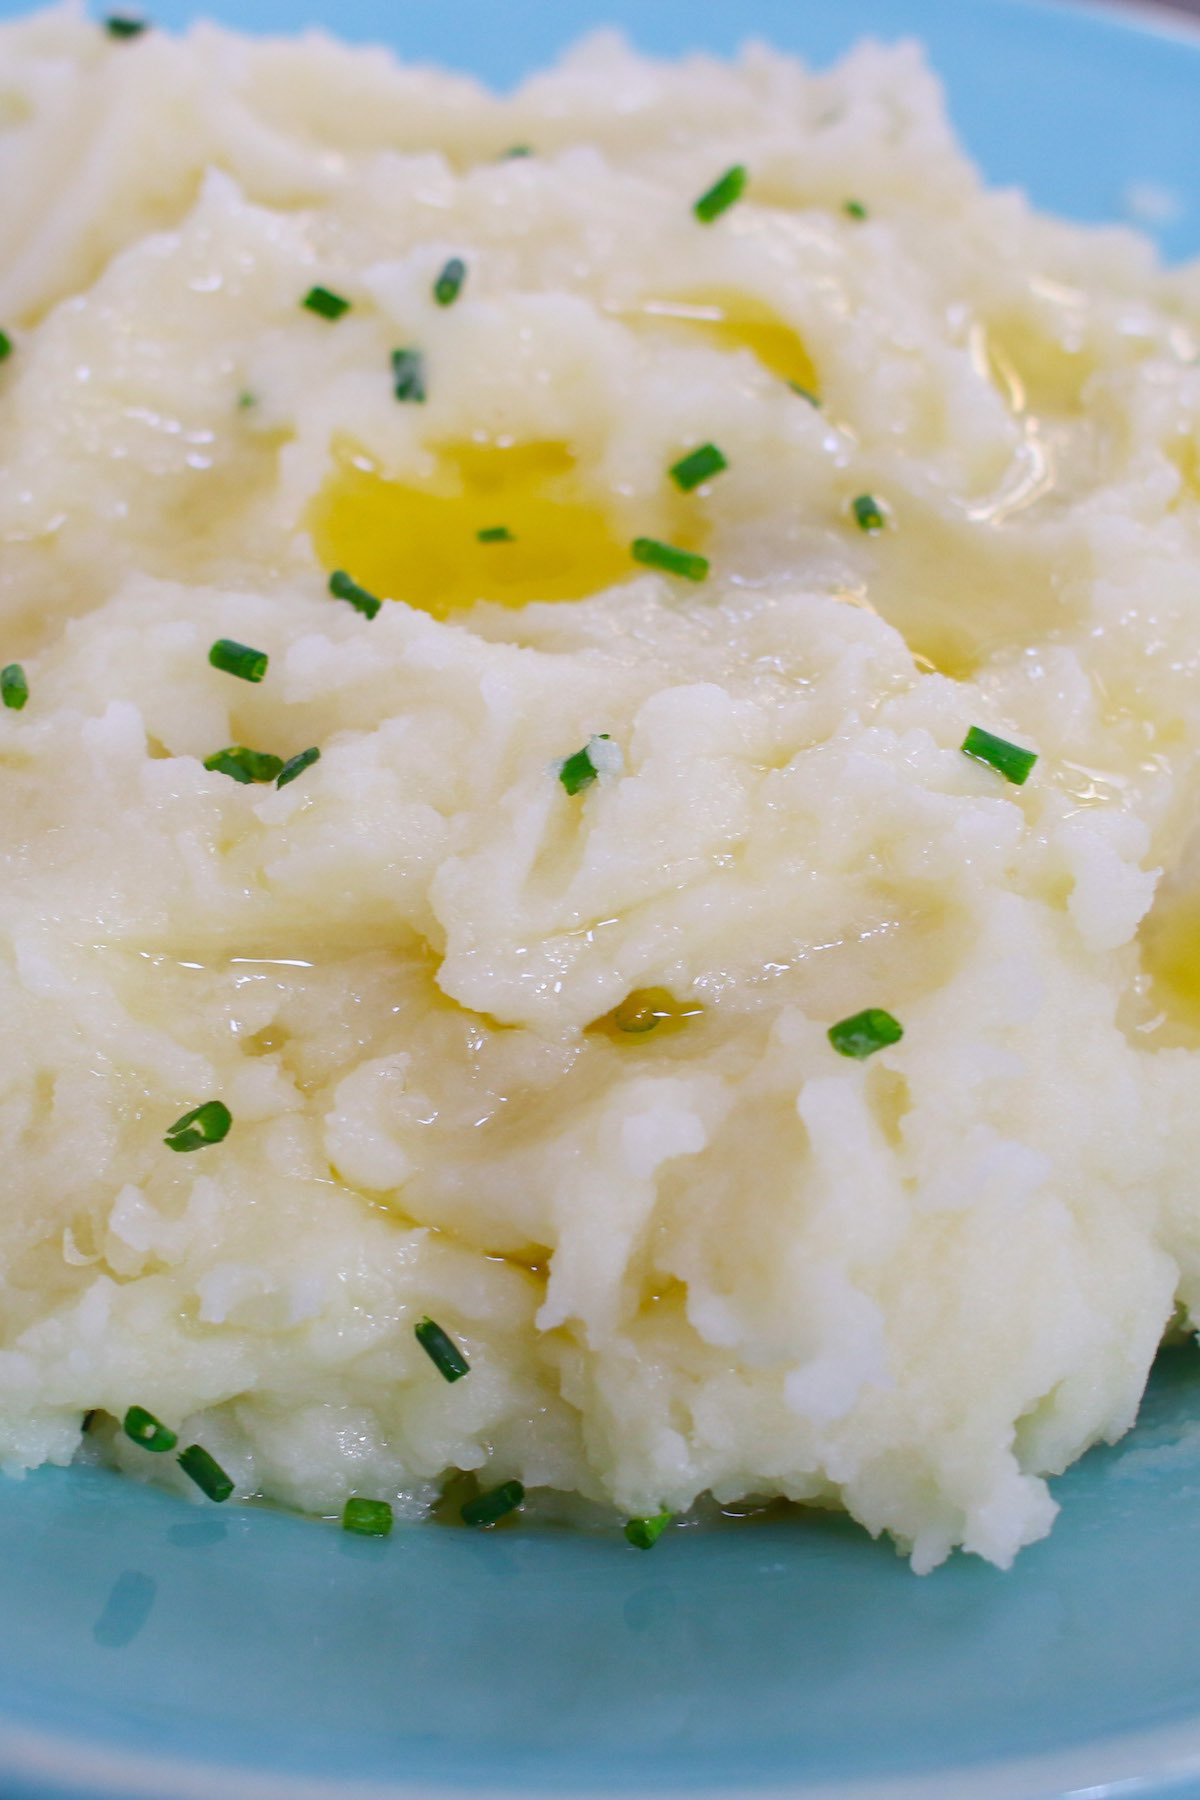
top-left (2, 5), bottom-right (1200, 1571)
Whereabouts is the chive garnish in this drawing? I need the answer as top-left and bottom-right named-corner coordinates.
top-left (123, 1406), bottom-right (177, 1453)
top-left (414, 1316), bottom-right (470, 1383)
top-left (208, 639), bottom-right (268, 683)
top-left (391, 347), bottom-right (426, 403)
top-left (632, 538), bottom-right (709, 582)
top-left (204, 746), bottom-right (284, 784)
top-left (276, 746), bottom-right (320, 788)
top-left (104, 14), bottom-right (147, 36)
top-left (342, 1498), bottom-right (394, 1537)
top-left (500, 145), bottom-right (533, 159)
top-left (625, 1510), bottom-right (672, 1549)
top-left (328, 569), bottom-right (382, 620)
top-left (844, 199), bottom-right (868, 220)
top-left (851, 493), bottom-right (886, 533)
top-left (178, 1444), bottom-right (234, 1503)
top-left (1, 664), bottom-right (28, 711)
top-left (302, 286), bottom-right (351, 321)
top-left (557, 734), bottom-right (611, 797)
top-left (961, 725), bottom-right (1038, 786)
top-left (694, 164), bottom-right (748, 223)
top-left (477, 525), bottom-right (513, 543)
top-left (828, 1008), bottom-right (903, 1060)
top-left (461, 1480), bottom-right (525, 1527)
top-left (236, 390), bottom-right (256, 410)
top-left (164, 1099), bottom-right (233, 1152)
top-left (433, 257), bottom-right (467, 307)
top-left (0, 331), bottom-right (12, 364)
top-left (788, 381), bottom-right (821, 406)
top-left (669, 443), bottom-right (728, 492)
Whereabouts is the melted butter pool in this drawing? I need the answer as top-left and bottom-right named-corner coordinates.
top-left (310, 440), bottom-right (642, 618)
top-left (626, 289), bottom-right (821, 395)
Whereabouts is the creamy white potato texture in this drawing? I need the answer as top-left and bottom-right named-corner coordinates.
top-left (3, 6), bottom-right (1200, 1573)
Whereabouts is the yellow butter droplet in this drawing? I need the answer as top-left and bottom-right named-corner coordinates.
top-left (630, 289), bottom-right (820, 395)
top-left (310, 440), bottom-right (644, 619)
top-left (600, 987), bottom-right (704, 1038)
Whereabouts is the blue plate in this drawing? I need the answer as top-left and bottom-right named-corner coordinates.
top-left (3, 1), bottom-right (1200, 1796)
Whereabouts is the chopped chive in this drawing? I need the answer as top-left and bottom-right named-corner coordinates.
top-left (461, 1479), bottom-right (525, 1527)
top-left (500, 145), bottom-right (533, 159)
top-left (961, 725), bottom-right (1038, 786)
top-left (208, 639), bottom-right (268, 683)
top-left (851, 493), bottom-right (886, 533)
top-left (557, 733), bottom-right (611, 798)
top-left (694, 164), bottom-right (748, 223)
top-left (177, 1444), bottom-right (234, 1503)
top-left (328, 569), bottom-right (382, 620)
top-left (204, 746), bottom-right (284, 784)
top-left (236, 389), bottom-right (256, 410)
top-left (276, 746), bottom-right (320, 788)
top-left (788, 381), bottom-right (821, 406)
top-left (477, 525), bottom-right (513, 543)
top-left (342, 1497), bottom-right (394, 1537)
top-left (844, 199), bottom-right (868, 220)
top-left (1, 664), bottom-right (28, 711)
top-left (164, 1099), bottom-right (232, 1153)
top-left (828, 1008), bottom-right (903, 1060)
top-left (0, 331), bottom-right (12, 364)
top-left (104, 13), bottom-right (147, 36)
top-left (433, 257), bottom-right (467, 306)
top-left (302, 285), bottom-right (351, 321)
top-left (625, 1510), bottom-right (672, 1549)
top-left (414, 1316), bottom-right (470, 1383)
top-left (669, 443), bottom-right (728, 492)
top-left (631, 537), bottom-right (709, 582)
top-left (391, 347), bottom-right (426, 403)
top-left (123, 1406), bottom-right (177, 1454)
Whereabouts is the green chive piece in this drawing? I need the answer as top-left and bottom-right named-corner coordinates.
top-left (669, 443), bottom-right (728, 492)
top-left (500, 145), bottom-right (533, 160)
top-left (104, 14), bottom-right (147, 36)
top-left (624, 1510), bottom-right (672, 1550)
top-left (788, 381), bottom-right (821, 406)
top-left (276, 746), bottom-right (321, 789)
top-left (851, 493), bottom-right (886, 533)
top-left (694, 164), bottom-right (748, 223)
top-left (123, 1406), bottom-right (177, 1454)
top-left (632, 537), bottom-right (709, 582)
top-left (177, 1444), bottom-right (234, 1503)
top-left (461, 1480), bottom-right (525, 1527)
top-left (828, 1008), bottom-right (904, 1060)
top-left (236, 390), bottom-right (256, 410)
top-left (844, 199), bottom-right (868, 220)
top-left (164, 1099), bottom-right (233, 1153)
top-left (477, 525), bottom-right (513, 543)
top-left (208, 639), bottom-right (268, 683)
top-left (204, 746), bottom-right (284, 785)
top-left (557, 733), bottom-right (611, 798)
top-left (0, 331), bottom-right (12, 364)
top-left (961, 725), bottom-right (1038, 786)
top-left (414, 1316), bottom-right (470, 1382)
top-left (302, 286), bottom-right (351, 321)
top-left (391, 347), bottom-right (426, 403)
top-left (342, 1497), bottom-right (394, 1537)
top-left (1, 664), bottom-right (28, 711)
top-left (433, 257), bottom-right (467, 307)
top-left (328, 569), bottom-right (382, 620)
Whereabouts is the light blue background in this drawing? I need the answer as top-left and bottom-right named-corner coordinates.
top-left (2, 1), bottom-right (1200, 1796)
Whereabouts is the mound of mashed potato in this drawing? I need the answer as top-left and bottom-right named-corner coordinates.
top-left (3, 5), bottom-right (1200, 1571)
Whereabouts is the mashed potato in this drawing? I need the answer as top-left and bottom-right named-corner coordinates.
top-left (2, 5), bottom-right (1200, 1571)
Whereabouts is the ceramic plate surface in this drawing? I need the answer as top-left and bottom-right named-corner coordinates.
top-left (2, 0), bottom-right (1200, 1796)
